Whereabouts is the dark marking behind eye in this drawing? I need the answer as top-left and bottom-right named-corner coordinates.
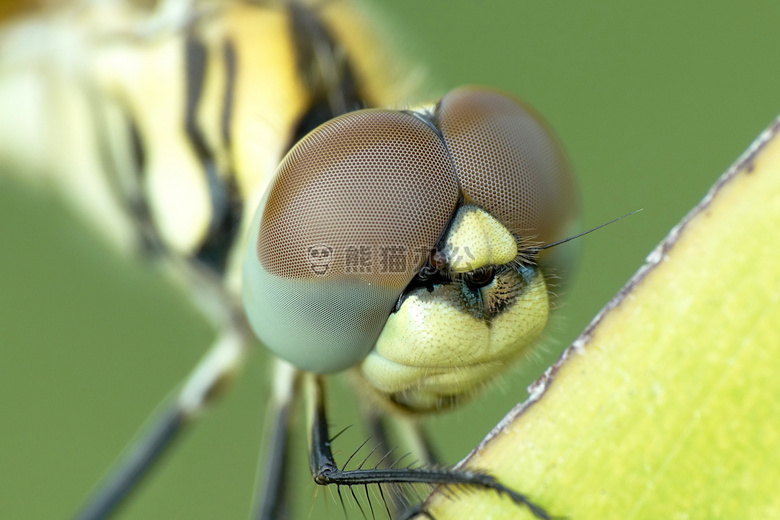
top-left (287, 0), bottom-right (365, 148)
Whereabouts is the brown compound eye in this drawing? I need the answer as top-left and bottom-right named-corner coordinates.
top-left (435, 86), bottom-right (578, 251)
top-left (243, 109), bottom-right (459, 374)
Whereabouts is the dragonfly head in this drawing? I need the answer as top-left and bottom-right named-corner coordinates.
top-left (242, 86), bottom-right (578, 412)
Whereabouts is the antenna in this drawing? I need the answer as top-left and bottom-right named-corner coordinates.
top-left (532, 209), bottom-right (642, 252)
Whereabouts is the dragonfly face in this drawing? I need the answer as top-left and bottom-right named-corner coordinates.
top-left (243, 86), bottom-right (577, 411)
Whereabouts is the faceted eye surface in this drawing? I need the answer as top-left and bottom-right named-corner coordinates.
top-left (436, 86), bottom-right (577, 248)
top-left (258, 109), bottom-right (458, 286)
top-left (244, 109), bottom-right (459, 373)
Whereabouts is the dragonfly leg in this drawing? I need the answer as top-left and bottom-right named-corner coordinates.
top-left (71, 326), bottom-right (249, 520)
top-left (252, 358), bottom-right (301, 520)
top-left (306, 375), bottom-right (551, 520)
top-left (362, 410), bottom-right (443, 516)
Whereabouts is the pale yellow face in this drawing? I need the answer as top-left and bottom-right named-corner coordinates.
top-left (360, 205), bottom-right (550, 412)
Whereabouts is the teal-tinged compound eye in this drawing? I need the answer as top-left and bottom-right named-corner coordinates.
top-left (242, 109), bottom-right (459, 373)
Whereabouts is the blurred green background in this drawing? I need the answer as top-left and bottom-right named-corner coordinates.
top-left (1, 1), bottom-right (779, 519)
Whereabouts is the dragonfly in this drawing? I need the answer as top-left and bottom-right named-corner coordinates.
top-left (0, 0), bottom-right (578, 518)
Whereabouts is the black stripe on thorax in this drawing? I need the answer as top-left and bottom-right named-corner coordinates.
top-left (184, 34), bottom-right (242, 275)
top-left (86, 81), bottom-right (165, 257)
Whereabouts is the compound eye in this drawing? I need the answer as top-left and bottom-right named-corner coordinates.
top-left (435, 86), bottom-right (578, 249)
top-left (243, 109), bottom-right (459, 374)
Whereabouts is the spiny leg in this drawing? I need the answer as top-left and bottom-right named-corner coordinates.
top-left (363, 410), bottom-right (444, 517)
top-left (306, 375), bottom-right (551, 520)
top-left (252, 358), bottom-right (301, 520)
top-left (363, 412), bottom-right (410, 516)
top-left (71, 327), bottom-right (248, 520)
